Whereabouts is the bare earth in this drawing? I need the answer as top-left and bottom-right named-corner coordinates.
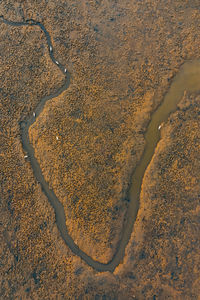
top-left (0, 0), bottom-right (200, 299)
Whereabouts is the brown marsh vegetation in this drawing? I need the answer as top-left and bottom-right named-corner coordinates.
top-left (1, 0), bottom-right (200, 299)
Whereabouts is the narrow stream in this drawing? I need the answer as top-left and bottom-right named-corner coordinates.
top-left (1, 15), bottom-right (200, 273)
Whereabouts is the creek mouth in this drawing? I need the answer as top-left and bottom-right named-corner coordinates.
top-left (1, 15), bottom-right (200, 273)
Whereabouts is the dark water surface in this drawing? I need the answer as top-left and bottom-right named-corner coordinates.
top-left (1, 15), bottom-right (200, 272)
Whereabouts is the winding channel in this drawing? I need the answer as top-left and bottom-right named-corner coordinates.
top-left (1, 15), bottom-right (200, 273)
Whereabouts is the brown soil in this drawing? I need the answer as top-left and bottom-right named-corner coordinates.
top-left (1, 0), bottom-right (200, 299)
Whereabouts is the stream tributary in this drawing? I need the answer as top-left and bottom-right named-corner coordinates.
top-left (1, 15), bottom-right (200, 272)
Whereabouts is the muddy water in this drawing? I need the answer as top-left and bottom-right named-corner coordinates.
top-left (1, 16), bottom-right (200, 272)
top-left (116, 60), bottom-right (200, 266)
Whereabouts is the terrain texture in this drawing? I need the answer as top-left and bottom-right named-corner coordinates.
top-left (0, 0), bottom-right (200, 299)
